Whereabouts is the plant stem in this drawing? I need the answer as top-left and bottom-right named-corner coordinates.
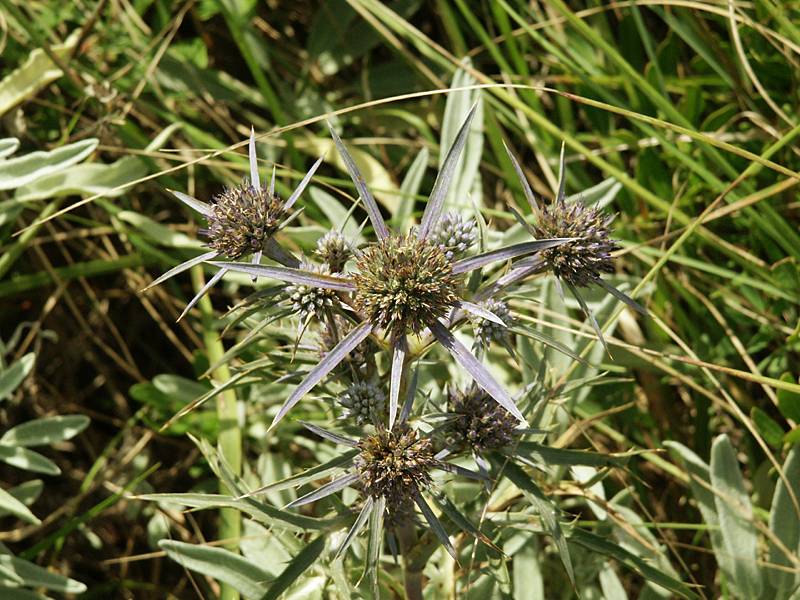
top-left (0, 200), bottom-right (60, 280)
top-left (397, 524), bottom-right (423, 600)
top-left (191, 266), bottom-right (242, 600)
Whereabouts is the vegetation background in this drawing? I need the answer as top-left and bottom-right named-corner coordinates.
top-left (0, 0), bottom-right (799, 598)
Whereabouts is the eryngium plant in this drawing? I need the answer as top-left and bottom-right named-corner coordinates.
top-left (143, 128), bottom-right (323, 320)
top-left (144, 102), bottom-right (681, 600)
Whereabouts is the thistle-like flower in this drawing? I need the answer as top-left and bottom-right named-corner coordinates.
top-left (144, 127), bottom-right (323, 321)
top-left (502, 143), bottom-right (648, 348)
top-left (355, 425), bottom-right (435, 504)
top-left (315, 230), bottom-right (353, 273)
top-left (212, 107), bottom-right (570, 430)
top-left (529, 194), bottom-right (618, 288)
top-left (353, 234), bottom-right (461, 336)
top-left (202, 184), bottom-right (287, 260)
top-left (443, 385), bottom-right (518, 453)
top-left (427, 211), bottom-right (477, 260)
top-left (339, 380), bottom-right (386, 425)
top-left (270, 418), bottom-right (486, 566)
top-left (472, 298), bottom-right (513, 347)
top-left (285, 262), bottom-right (338, 320)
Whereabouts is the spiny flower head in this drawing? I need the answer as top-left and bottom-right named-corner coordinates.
top-left (353, 234), bottom-right (461, 336)
top-left (532, 197), bottom-right (618, 288)
top-left (204, 184), bottom-right (286, 259)
top-left (473, 298), bottom-right (512, 347)
top-left (355, 425), bottom-right (435, 504)
top-left (444, 386), bottom-right (518, 452)
top-left (339, 381), bottom-right (386, 425)
top-left (428, 212), bottom-right (477, 260)
top-left (315, 231), bottom-right (353, 273)
top-left (286, 262), bottom-right (338, 319)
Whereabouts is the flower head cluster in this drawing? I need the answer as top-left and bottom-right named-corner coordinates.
top-left (285, 262), bottom-right (338, 319)
top-left (339, 381), bottom-right (386, 425)
top-left (353, 234), bottom-right (461, 336)
top-left (428, 212), bottom-right (477, 260)
top-left (203, 185), bottom-right (286, 259)
top-left (444, 386), bottom-right (518, 452)
top-left (473, 298), bottom-right (512, 347)
top-left (355, 425), bottom-right (435, 505)
top-left (532, 196), bottom-right (618, 288)
top-left (315, 231), bottom-right (353, 273)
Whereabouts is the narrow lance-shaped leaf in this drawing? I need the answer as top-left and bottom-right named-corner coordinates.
top-left (285, 155), bottom-right (325, 210)
top-left (168, 188), bottom-right (212, 216)
top-left (237, 449), bottom-right (358, 498)
top-left (452, 239), bottom-right (569, 274)
top-left (300, 421), bottom-right (358, 447)
top-left (248, 127), bottom-right (260, 189)
top-left (366, 495), bottom-right (385, 599)
top-left (418, 103), bottom-right (478, 238)
top-left (767, 445), bottom-right (800, 596)
top-left (564, 280), bottom-right (608, 354)
top-left (261, 536), bottom-right (327, 600)
top-left (0, 415), bottom-right (89, 447)
top-left (143, 250), bottom-right (218, 291)
top-left (503, 141), bottom-right (539, 213)
top-left (328, 123), bottom-right (388, 239)
top-left (0, 486), bottom-right (40, 525)
top-left (334, 496), bottom-right (374, 561)
top-left (501, 459), bottom-right (574, 585)
top-left (429, 320), bottom-right (527, 425)
top-left (178, 267), bottom-right (227, 322)
top-left (287, 472), bottom-right (359, 508)
top-left (413, 490), bottom-right (457, 561)
top-left (0, 354), bottom-right (35, 402)
top-left (710, 434), bottom-right (763, 598)
top-left (458, 300), bottom-right (506, 327)
top-left (271, 322), bottom-right (373, 429)
top-left (263, 238), bottom-right (300, 268)
top-left (210, 262), bottom-right (355, 291)
top-left (389, 336), bottom-right (407, 430)
top-left (159, 540), bottom-right (270, 600)
top-left (595, 279), bottom-right (648, 316)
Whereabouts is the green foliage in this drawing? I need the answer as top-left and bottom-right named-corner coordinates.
top-left (0, 0), bottom-right (798, 597)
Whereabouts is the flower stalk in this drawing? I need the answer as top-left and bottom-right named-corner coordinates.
top-left (191, 265), bottom-right (242, 600)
